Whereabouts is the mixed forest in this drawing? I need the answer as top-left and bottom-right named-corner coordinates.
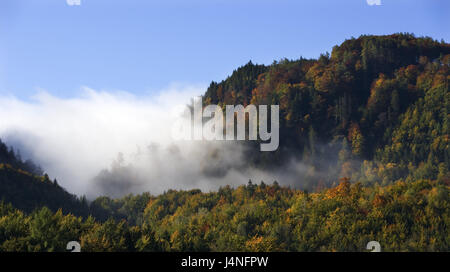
top-left (0, 33), bottom-right (449, 251)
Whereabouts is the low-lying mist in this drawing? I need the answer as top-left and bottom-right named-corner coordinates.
top-left (0, 84), bottom-right (339, 198)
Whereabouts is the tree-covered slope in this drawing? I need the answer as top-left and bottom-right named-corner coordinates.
top-left (0, 139), bottom-right (89, 216)
top-left (0, 139), bottom-right (43, 176)
top-left (0, 164), bottom-right (89, 217)
top-left (1, 179), bottom-right (448, 251)
top-left (204, 33), bottom-right (449, 186)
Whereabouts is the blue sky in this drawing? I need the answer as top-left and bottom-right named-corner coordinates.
top-left (0, 0), bottom-right (449, 98)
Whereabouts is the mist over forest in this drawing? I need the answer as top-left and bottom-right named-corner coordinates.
top-left (0, 34), bottom-right (448, 252)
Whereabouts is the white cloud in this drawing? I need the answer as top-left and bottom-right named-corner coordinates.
top-left (0, 84), bottom-right (329, 198)
top-left (0, 84), bottom-right (205, 196)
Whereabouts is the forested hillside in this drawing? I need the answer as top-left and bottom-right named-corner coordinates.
top-left (0, 33), bottom-right (448, 251)
top-left (0, 179), bottom-right (448, 251)
top-left (205, 33), bottom-right (449, 188)
top-left (0, 139), bottom-right (43, 176)
top-left (0, 139), bottom-right (90, 216)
